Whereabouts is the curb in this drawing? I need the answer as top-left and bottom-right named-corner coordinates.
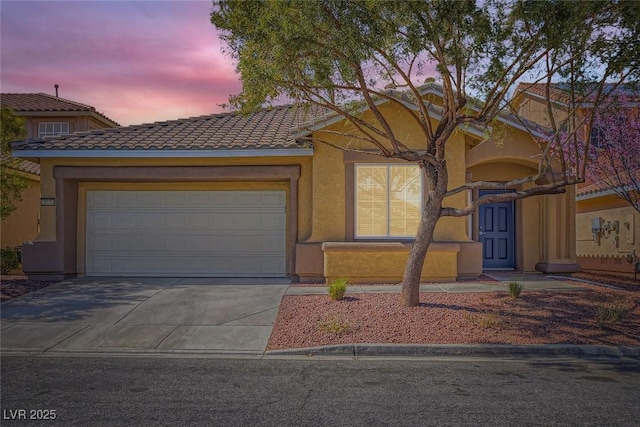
top-left (266, 344), bottom-right (640, 359)
top-left (2, 344), bottom-right (638, 360)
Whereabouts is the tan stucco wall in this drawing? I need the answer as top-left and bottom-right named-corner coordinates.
top-left (576, 197), bottom-right (639, 257)
top-left (516, 97), bottom-right (566, 128)
top-left (0, 175), bottom-right (40, 249)
top-left (306, 103), bottom-right (469, 243)
top-left (515, 95), bottom-right (592, 143)
top-left (576, 196), bottom-right (639, 276)
top-left (322, 242), bottom-right (460, 283)
top-left (35, 156), bottom-right (313, 244)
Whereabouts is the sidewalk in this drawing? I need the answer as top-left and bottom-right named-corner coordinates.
top-left (286, 275), bottom-right (585, 296)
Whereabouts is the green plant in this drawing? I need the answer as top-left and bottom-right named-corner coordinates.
top-left (595, 296), bottom-right (630, 329)
top-left (327, 278), bottom-right (349, 301)
top-left (463, 310), bottom-right (502, 329)
top-left (508, 282), bottom-right (524, 299)
top-left (1, 247), bottom-right (20, 274)
top-left (317, 313), bottom-right (349, 335)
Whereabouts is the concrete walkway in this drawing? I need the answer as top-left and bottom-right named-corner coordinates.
top-left (285, 275), bottom-right (585, 296)
top-left (1, 277), bottom-right (289, 356)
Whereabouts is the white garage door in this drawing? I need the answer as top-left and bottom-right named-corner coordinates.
top-left (86, 190), bottom-right (286, 277)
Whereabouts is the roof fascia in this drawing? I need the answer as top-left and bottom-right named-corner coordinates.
top-left (290, 98), bottom-right (388, 138)
top-left (12, 148), bottom-right (314, 159)
top-left (576, 185), bottom-right (635, 200)
top-left (87, 111), bottom-right (120, 127)
top-left (291, 84), bottom-right (547, 146)
top-left (516, 90), bottom-right (568, 110)
top-left (13, 111), bottom-right (93, 118)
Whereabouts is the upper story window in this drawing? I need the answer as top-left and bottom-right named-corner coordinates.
top-left (38, 122), bottom-right (69, 138)
top-left (589, 125), bottom-right (606, 148)
top-left (355, 164), bottom-right (422, 238)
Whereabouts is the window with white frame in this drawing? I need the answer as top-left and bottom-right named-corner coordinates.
top-left (355, 164), bottom-right (422, 238)
top-left (38, 122), bottom-right (70, 138)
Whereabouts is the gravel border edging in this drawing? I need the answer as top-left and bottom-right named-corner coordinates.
top-left (265, 343), bottom-right (640, 359)
top-left (547, 275), bottom-right (626, 291)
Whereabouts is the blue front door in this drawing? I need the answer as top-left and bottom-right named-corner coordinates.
top-left (479, 192), bottom-right (515, 269)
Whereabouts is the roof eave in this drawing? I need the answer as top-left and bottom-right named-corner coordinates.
top-left (576, 185), bottom-right (635, 200)
top-left (11, 148), bottom-right (314, 159)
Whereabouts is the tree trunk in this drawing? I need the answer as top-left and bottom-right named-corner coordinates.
top-left (400, 195), bottom-right (443, 307)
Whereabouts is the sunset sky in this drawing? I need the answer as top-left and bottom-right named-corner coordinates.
top-left (1, 0), bottom-right (240, 126)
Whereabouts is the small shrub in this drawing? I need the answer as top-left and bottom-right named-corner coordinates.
top-left (463, 310), bottom-right (502, 329)
top-left (327, 277), bottom-right (349, 301)
top-left (1, 247), bottom-right (20, 275)
top-left (317, 313), bottom-right (349, 335)
top-left (595, 296), bottom-right (629, 329)
top-left (508, 282), bottom-right (524, 299)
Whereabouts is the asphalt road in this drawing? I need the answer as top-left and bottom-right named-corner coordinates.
top-left (1, 355), bottom-right (639, 426)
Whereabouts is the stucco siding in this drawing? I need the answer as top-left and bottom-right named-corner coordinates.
top-left (576, 200), bottom-right (638, 257)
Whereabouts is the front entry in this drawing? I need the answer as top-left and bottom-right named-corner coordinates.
top-left (479, 191), bottom-right (515, 269)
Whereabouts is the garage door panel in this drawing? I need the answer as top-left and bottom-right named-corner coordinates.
top-left (112, 258), bottom-right (137, 272)
top-left (261, 214), bottom-right (285, 229)
top-left (184, 214), bottom-right (210, 228)
top-left (116, 192), bottom-right (139, 206)
top-left (260, 236), bottom-right (286, 251)
top-left (162, 214), bottom-right (186, 228)
top-left (91, 214), bottom-right (113, 228)
top-left (88, 192), bottom-right (113, 208)
top-left (186, 192), bottom-right (210, 205)
top-left (235, 192), bottom-right (263, 206)
top-left (86, 190), bottom-right (287, 277)
top-left (164, 192), bottom-right (186, 205)
top-left (210, 214), bottom-right (236, 229)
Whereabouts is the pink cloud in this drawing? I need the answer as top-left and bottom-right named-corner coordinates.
top-left (1, 0), bottom-right (240, 125)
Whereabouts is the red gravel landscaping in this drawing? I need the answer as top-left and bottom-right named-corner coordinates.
top-left (267, 284), bottom-right (640, 350)
top-left (1, 275), bottom-right (57, 302)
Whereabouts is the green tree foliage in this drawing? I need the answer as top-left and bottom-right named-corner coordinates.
top-left (1, 108), bottom-right (28, 220)
top-left (212, 0), bottom-right (639, 306)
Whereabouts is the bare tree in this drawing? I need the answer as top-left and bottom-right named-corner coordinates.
top-left (212, 0), bottom-right (639, 306)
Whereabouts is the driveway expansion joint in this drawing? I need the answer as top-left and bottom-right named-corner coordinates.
top-left (43, 324), bottom-right (92, 353)
top-left (153, 325), bottom-right (181, 350)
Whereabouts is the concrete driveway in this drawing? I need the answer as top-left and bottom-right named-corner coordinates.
top-left (0, 277), bottom-right (289, 355)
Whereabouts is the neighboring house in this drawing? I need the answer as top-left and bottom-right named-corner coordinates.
top-left (0, 160), bottom-right (40, 250)
top-left (514, 83), bottom-right (640, 278)
top-left (575, 183), bottom-right (639, 277)
top-left (0, 92), bottom-right (119, 251)
top-left (12, 85), bottom-right (579, 282)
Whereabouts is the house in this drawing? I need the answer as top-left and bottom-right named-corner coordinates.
top-left (0, 91), bottom-right (119, 251)
top-left (514, 83), bottom-right (640, 278)
top-left (12, 86), bottom-right (579, 282)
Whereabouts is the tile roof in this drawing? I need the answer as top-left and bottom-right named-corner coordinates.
top-left (0, 93), bottom-right (119, 126)
top-left (0, 156), bottom-right (40, 176)
top-left (16, 159), bottom-right (41, 175)
top-left (515, 83), bottom-right (640, 105)
top-left (576, 181), bottom-right (610, 197)
top-left (577, 169), bottom-right (639, 197)
top-left (13, 105), bottom-right (322, 152)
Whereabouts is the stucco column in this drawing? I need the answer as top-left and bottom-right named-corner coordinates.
top-left (535, 186), bottom-right (580, 273)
